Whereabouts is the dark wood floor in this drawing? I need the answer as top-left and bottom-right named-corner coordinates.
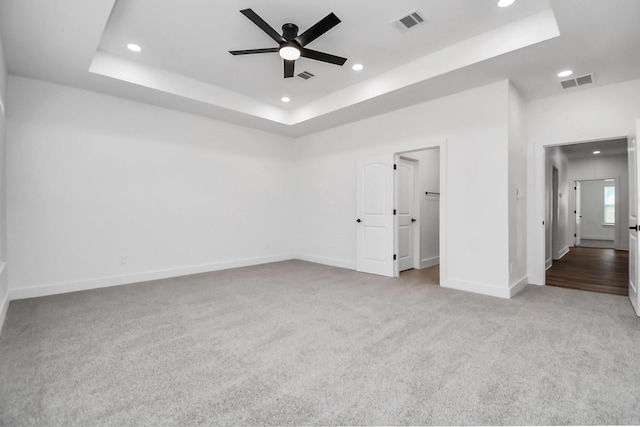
top-left (546, 246), bottom-right (629, 296)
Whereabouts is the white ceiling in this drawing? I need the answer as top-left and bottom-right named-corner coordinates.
top-left (561, 138), bottom-right (629, 160)
top-left (1, 0), bottom-right (639, 137)
top-left (98, 0), bottom-right (550, 108)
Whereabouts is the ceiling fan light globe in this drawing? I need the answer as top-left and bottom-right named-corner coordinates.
top-left (279, 46), bottom-right (301, 60)
top-left (497, 0), bottom-right (515, 7)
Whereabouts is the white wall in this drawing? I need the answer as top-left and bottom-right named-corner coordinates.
top-left (567, 154), bottom-right (628, 249)
top-left (405, 148), bottom-right (440, 269)
top-left (294, 81), bottom-right (514, 298)
top-left (528, 79), bottom-right (640, 146)
top-left (7, 76), bottom-right (296, 299)
top-left (4, 78), bottom-right (519, 303)
top-left (508, 84), bottom-right (527, 292)
top-left (528, 78), bottom-right (640, 285)
top-left (0, 32), bottom-right (8, 331)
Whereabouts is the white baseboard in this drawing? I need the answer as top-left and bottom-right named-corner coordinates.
top-left (581, 236), bottom-right (614, 241)
top-left (0, 292), bottom-right (8, 335)
top-left (419, 256), bottom-right (440, 269)
top-left (6, 254), bottom-right (523, 305)
top-left (0, 262), bottom-right (9, 336)
top-left (0, 292), bottom-right (8, 336)
top-left (557, 246), bottom-right (570, 259)
top-left (509, 276), bottom-right (528, 298)
top-left (9, 254), bottom-right (296, 301)
top-left (294, 254), bottom-right (355, 270)
top-left (442, 277), bottom-right (510, 299)
top-left (545, 258), bottom-right (553, 270)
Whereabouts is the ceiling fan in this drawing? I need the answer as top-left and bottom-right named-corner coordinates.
top-left (229, 9), bottom-right (347, 78)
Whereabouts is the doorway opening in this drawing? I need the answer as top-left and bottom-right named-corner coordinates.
top-left (543, 137), bottom-right (629, 296)
top-left (395, 147), bottom-right (441, 285)
top-left (574, 178), bottom-right (616, 249)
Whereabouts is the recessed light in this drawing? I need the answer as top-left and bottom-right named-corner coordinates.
top-left (281, 97), bottom-right (291, 103)
top-left (127, 43), bottom-right (142, 52)
top-left (352, 63), bottom-right (364, 71)
top-left (593, 151), bottom-right (601, 154)
top-left (557, 70), bottom-right (573, 78)
top-left (497, 0), bottom-right (515, 7)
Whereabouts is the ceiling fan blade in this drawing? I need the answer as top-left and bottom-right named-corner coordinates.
top-left (295, 13), bottom-right (341, 46)
top-left (240, 9), bottom-right (285, 44)
top-left (301, 48), bottom-right (347, 66)
top-left (229, 48), bottom-right (279, 55)
top-left (284, 60), bottom-right (295, 78)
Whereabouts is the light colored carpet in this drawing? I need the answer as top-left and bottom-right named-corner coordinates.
top-left (1, 260), bottom-right (639, 425)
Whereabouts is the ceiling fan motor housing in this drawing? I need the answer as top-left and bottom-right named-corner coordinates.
top-left (282, 23), bottom-right (299, 41)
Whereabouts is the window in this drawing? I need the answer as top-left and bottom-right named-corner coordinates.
top-left (604, 186), bottom-right (615, 224)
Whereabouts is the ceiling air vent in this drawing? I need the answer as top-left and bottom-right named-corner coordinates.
top-left (298, 71), bottom-right (315, 80)
top-left (394, 10), bottom-right (426, 31)
top-left (560, 79), bottom-right (577, 89)
top-left (560, 73), bottom-right (595, 89)
top-left (576, 74), bottom-right (593, 86)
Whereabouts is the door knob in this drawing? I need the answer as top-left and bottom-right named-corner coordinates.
top-left (630, 225), bottom-right (638, 230)
top-left (356, 219), bottom-right (362, 223)
top-left (411, 218), bottom-right (416, 222)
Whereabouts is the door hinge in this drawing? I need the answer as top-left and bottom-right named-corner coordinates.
top-left (574, 210), bottom-right (577, 214)
top-left (574, 234), bottom-right (577, 237)
top-left (393, 254), bottom-right (397, 260)
top-left (394, 164), bottom-right (397, 170)
top-left (393, 209), bottom-right (396, 215)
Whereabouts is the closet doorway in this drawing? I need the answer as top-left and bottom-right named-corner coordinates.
top-left (395, 148), bottom-right (441, 284)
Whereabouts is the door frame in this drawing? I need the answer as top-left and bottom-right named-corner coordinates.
top-left (628, 130), bottom-right (638, 315)
top-left (534, 136), bottom-right (629, 285)
top-left (574, 180), bottom-right (581, 247)
top-left (392, 140), bottom-right (447, 279)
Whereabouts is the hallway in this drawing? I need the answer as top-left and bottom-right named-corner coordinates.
top-left (546, 246), bottom-right (628, 296)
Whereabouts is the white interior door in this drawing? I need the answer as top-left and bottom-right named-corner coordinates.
top-left (628, 126), bottom-right (639, 315)
top-left (575, 181), bottom-right (582, 246)
top-left (356, 154), bottom-right (394, 277)
top-left (397, 158), bottom-right (417, 272)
